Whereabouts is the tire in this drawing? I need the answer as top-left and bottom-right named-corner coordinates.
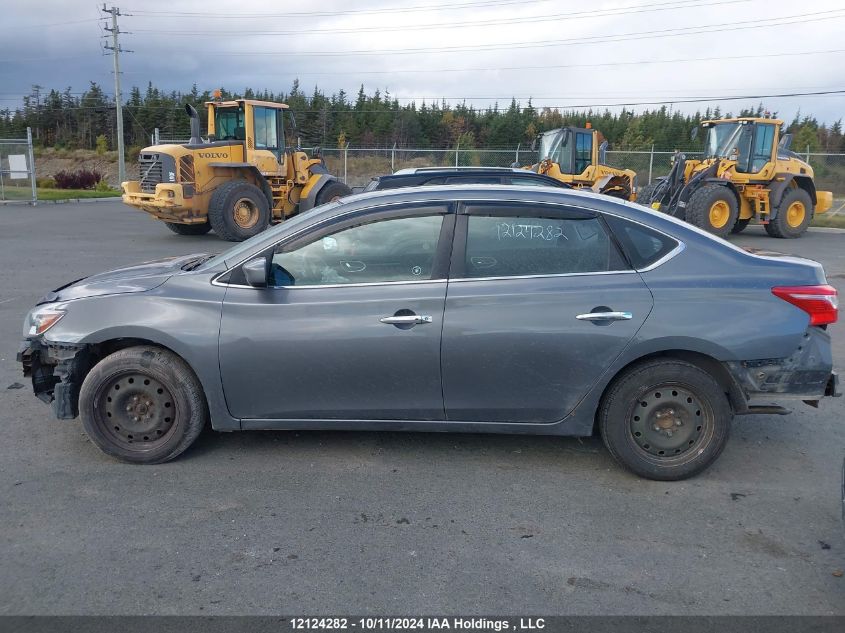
top-left (165, 221), bottom-right (211, 236)
top-left (207, 181), bottom-right (270, 242)
top-left (598, 359), bottom-right (732, 481)
top-left (79, 346), bottom-right (208, 464)
top-left (685, 183), bottom-right (739, 238)
top-left (636, 183), bottom-right (659, 207)
top-left (730, 218), bottom-right (751, 234)
top-left (765, 188), bottom-right (813, 239)
top-left (315, 180), bottom-right (353, 206)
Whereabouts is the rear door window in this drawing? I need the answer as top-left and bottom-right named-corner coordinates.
top-left (603, 214), bottom-right (679, 269)
top-left (461, 206), bottom-right (627, 278)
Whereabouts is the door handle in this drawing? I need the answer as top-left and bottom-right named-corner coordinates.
top-left (575, 311), bottom-right (633, 322)
top-left (380, 314), bottom-right (433, 325)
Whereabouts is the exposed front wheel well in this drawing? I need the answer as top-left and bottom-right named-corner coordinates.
top-left (74, 339), bottom-right (207, 413)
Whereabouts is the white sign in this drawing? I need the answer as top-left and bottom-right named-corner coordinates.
top-left (8, 154), bottom-right (28, 179)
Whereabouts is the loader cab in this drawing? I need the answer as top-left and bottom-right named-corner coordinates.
top-left (207, 99), bottom-right (288, 173)
top-left (701, 118), bottom-right (779, 175)
top-left (537, 127), bottom-right (596, 175)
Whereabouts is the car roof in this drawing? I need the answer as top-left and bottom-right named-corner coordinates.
top-left (392, 167), bottom-right (528, 175)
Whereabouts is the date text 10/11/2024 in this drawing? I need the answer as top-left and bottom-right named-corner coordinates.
top-left (290, 617), bottom-right (547, 631)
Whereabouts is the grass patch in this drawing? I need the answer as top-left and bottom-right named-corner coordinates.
top-left (1, 186), bottom-right (122, 201)
top-left (812, 212), bottom-right (845, 228)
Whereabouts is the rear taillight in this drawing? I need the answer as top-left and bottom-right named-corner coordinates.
top-left (772, 285), bottom-right (838, 326)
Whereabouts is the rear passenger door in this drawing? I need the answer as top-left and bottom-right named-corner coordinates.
top-left (441, 202), bottom-right (654, 424)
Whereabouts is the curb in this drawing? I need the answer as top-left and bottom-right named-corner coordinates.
top-left (1, 196), bottom-right (121, 205)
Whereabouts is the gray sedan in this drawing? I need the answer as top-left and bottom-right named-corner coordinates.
top-left (18, 185), bottom-right (840, 480)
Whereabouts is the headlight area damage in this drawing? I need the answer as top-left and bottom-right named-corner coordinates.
top-left (17, 339), bottom-right (91, 419)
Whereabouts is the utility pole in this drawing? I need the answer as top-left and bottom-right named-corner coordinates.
top-left (102, 5), bottom-right (131, 184)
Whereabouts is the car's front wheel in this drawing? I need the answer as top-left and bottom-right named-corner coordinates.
top-left (598, 359), bottom-right (732, 480)
top-left (79, 346), bottom-right (208, 464)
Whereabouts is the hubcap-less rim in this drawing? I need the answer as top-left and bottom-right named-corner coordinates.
top-left (629, 384), bottom-right (712, 461)
top-left (709, 200), bottom-right (731, 228)
top-left (233, 197), bottom-right (259, 229)
top-left (786, 200), bottom-right (806, 228)
top-left (95, 372), bottom-right (177, 450)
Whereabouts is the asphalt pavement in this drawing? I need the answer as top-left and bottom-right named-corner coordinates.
top-left (0, 201), bottom-right (843, 615)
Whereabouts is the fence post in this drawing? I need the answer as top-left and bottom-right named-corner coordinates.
top-left (455, 141), bottom-right (460, 167)
top-left (27, 127), bottom-right (36, 203)
top-left (806, 145), bottom-right (811, 163)
top-left (391, 142), bottom-right (396, 173)
top-left (514, 142), bottom-right (521, 167)
top-left (343, 142), bottom-right (349, 184)
top-left (153, 128), bottom-right (160, 145)
top-left (648, 144), bottom-right (655, 185)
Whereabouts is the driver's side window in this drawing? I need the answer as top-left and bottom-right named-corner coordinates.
top-left (271, 214), bottom-right (444, 287)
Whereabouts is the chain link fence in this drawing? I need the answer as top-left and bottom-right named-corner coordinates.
top-left (0, 128), bottom-right (36, 203)
top-left (148, 128), bottom-right (845, 203)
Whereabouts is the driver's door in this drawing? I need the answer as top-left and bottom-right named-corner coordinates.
top-left (218, 203), bottom-right (454, 421)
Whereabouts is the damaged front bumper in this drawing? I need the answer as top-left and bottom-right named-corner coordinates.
top-left (725, 327), bottom-right (840, 408)
top-left (17, 338), bottom-right (89, 419)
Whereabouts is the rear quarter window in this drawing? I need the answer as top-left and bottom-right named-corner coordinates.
top-left (604, 214), bottom-right (679, 269)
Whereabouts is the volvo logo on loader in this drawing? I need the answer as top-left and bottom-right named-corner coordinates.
top-left (197, 152), bottom-right (228, 159)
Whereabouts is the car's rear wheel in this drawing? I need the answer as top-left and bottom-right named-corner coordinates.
top-left (598, 359), bottom-right (732, 480)
top-left (165, 221), bottom-right (211, 236)
top-left (79, 346), bottom-right (207, 464)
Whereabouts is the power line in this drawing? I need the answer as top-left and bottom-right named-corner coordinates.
top-left (187, 9), bottom-right (845, 58)
top-left (130, 0), bottom-right (745, 36)
top-left (125, 0), bottom-right (553, 19)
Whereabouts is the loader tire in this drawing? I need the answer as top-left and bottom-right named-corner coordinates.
top-left (208, 181), bottom-right (270, 242)
top-left (315, 180), bottom-right (352, 206)
top-left (765, 188), bottom-right (813, 239)
top-left (686, 183), bottom-right (738, 238)
top-left (636, 183), bottom-right (659, 208)
top-left (165, 221), bottom-right (211, 236)
top-left (730, 218), bottom-right (750, 234)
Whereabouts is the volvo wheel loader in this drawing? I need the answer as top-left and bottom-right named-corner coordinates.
top-left (527, 126), bottom-right (637, 201)
top-left (122, 99), bottom-right (351, 241)
top-left (637, 117), bottom-right (833, 239)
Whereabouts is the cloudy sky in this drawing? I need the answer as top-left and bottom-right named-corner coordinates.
top-left (2, 0), bottom-right (844, 123)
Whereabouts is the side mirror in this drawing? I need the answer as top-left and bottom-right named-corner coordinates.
top-left (690, 127), bottom-right (699, 141)
top-left (242, 257), bottom-right (268, 288)
top-left (598, 140), bottom-right (608, 165)
top-left (779, 133), bottom-right (793, 151)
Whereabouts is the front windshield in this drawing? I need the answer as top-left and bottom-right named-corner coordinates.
top-left (703, 123), bottom-right (749, 158)
top-left (538, 130), bottom-right (572, 172)
top-left (214, 106), bottom-right (245, 140)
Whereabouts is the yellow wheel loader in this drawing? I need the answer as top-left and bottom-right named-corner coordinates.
top-left (528, 126), bottom-right (637, 201)
top-left (638, 117), bottom-right (833, 239)
top-left (122, 99), bottom-right (351, 241)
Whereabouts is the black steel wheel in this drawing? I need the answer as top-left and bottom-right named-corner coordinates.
top-left (79, 346), bottom-right (207, 464)
top-left (599, 358), bottom-right (732, 480)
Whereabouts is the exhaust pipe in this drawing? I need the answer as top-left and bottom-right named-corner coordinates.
top-left (185, 103), bottom-right (201, 145)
